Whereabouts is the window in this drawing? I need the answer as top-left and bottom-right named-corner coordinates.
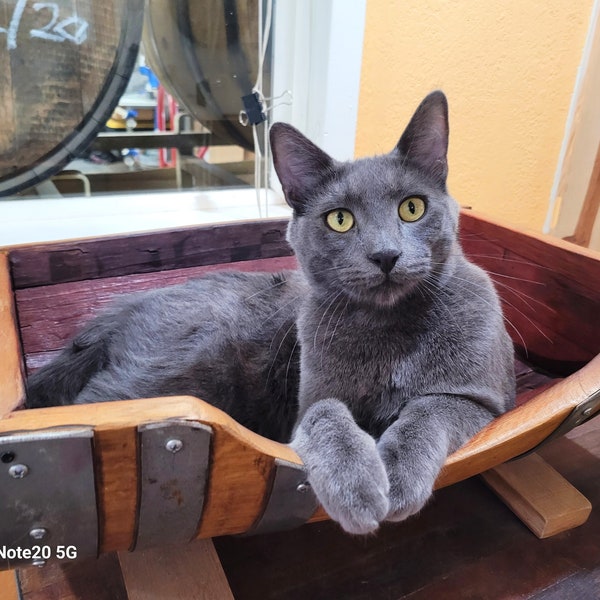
top-left (0, 0), bottom-right (366, 245)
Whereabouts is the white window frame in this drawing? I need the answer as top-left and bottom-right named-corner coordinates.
top-left (270, 0), bottom-right (367, 161)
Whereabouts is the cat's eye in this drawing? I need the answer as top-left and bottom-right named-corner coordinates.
top-left (326, 209), bottom-right (355, 232)
top-left (399, 197), bottom-right (426, 222)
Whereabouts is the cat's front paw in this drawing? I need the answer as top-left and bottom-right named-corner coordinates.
top-left (377, 440), bottom-right (437, 522)
top-left (291, 399), bottom-right (390, 535)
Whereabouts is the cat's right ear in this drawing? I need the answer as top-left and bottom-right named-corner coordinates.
top-left (270, 123), bottom-right (335, 213)
top-left (395, 91), bottom-right (449, 185)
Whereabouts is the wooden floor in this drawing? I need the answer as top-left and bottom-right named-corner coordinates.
top-left (11, 416), bottom-right (600, 600)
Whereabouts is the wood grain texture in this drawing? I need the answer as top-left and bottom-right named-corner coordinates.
top-left (95, 425), bottom-right (139, 553)
top-left (15, 255), bottom-right (297, 373)
top-left (569, 137), bottom-right (600, 247)
top-left (17, 553), bottom-right (128, 600)
top-left (0, 252), bottom-right (25, 416)
top-left (7, 0), bottom-right (81, 169)
top-left (119, 539), bottom-right (234, 600)
top-left (8, 218), bottom-right (292, 289)
top-left (0, 357), bottom-right (596, 545)
top-left (1, 213), bottom-right (599, 545)
top-left (0, 0), bottom-right (143, 195)
top-left (482, 453), bottom-right (591, 538)
top-left (461, 210), bottom-right (600, 372)
top-left (215, 420), bottom-right (600, 600)
top-left (0, 396), bottom-right (302, 551)
top-left (0, 3), bottom-right (15, 157)
top-left (0, 570), bottom-right (19, 600)
top-left (144, 0), bottom-right (259, 150)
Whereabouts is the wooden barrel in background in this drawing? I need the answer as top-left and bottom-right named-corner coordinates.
top-left (144, 0), bottom-right (265, 151)
top-left (0, 0), bottom-right (144, 196)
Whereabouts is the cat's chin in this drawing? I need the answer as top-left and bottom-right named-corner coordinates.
top-left (359, 279), bottom-right (418, 309)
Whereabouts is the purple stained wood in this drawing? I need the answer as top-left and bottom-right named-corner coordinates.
top-left (9, 219), bottom-right (293, 289)
top-left (18, 255), bottom-right (298, 374)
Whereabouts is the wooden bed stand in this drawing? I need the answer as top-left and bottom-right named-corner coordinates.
top-left (0, 211), bottom-right (599, 596)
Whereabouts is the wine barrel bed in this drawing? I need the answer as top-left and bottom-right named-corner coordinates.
top-left (0, 212), bottom-right (598, 576)
top-left (0, 0), bottom-right (143, 196)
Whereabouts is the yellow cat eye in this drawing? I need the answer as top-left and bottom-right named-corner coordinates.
top-left (399, 197), bottom-right (426, 222)
top-left (326, 209), bottom-right (355, 232)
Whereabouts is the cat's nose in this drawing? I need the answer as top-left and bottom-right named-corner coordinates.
top-left (369, 251), bottom-right (400, 274)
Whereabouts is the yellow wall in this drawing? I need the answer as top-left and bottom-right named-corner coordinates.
top-left (356, 0), bottom-right (593, 231)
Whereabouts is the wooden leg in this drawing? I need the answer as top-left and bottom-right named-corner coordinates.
top-left (481, 452), bottom-right (592, 538)
top-left (0, 570), bottom-right (19, 600)
top-left (119, 539), bottom-right (234, 600)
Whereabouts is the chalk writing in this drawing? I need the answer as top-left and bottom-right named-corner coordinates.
top-left (0, 0), bottom-right (89, 50)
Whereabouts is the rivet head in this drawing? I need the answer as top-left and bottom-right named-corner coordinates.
top-left (31, 559), bottom-right (46, 568)
top-left (29, 528), bottom-right (48, 540)
top-left (8, 464), bottom-right (29, 479)
top-left (165, 439), bottom-right (183, 453)
top-left (296, 482), bottom-right (311, 494)
top-left (583, 407), bottom-right (593, 417)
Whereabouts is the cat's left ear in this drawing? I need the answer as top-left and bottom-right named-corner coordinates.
top-left (395, 91), bottom-right (449, 185)
top-left (270, 123), bottom-right (335, 213)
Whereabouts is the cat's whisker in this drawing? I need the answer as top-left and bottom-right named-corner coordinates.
top-left (244, 276), bottom-right (289, 301)
top-left (320, 295), bottom-right (350, 368)
top-left (284, 338), bottom-right (300, 403)
top-left (420, 277), bottom-right (466, 336)
top-left (265, 319), bottom-right (297, 392)
top-left (437, 269), bottom-right (554, 345)
top-left (430, 257), bottom-right (550, 286)
top-left (313, 290), bottom-right (345, 351)
top-left (433, 272), bottom-right (538, 353)
top-left (261, 292), bottom-right (301, 326)
top-left (267, 308), bottom-right (297, 355)
top-left (490, 279), bottom-right (553, 313)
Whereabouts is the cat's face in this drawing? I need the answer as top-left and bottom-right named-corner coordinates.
top-left (271, 91), bottom-right (460, 308)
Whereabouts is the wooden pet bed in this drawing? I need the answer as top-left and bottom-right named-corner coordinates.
top-left (0, 211), bottom-right (599, 595)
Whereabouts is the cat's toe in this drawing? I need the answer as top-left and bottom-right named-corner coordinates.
top-left (384, 478), bottom-right (433, 522)
top-left (385, 495), bottom-right (429, 522)
top-left (309, 465), bottom-right (390, 535)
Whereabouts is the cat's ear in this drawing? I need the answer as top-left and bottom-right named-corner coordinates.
top-left (395, 91), bottom-right (449, 184)
top-left (270, 123), bottom-right (335, 212)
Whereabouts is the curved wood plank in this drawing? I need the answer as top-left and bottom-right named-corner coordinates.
top-left (306, 356), bottom-right (600, 524)
top-left (0, 396), bottom-right (301, 552)
top-left (436, 353), bottom-right (600, 488)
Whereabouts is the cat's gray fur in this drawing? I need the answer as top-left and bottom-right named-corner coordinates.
top-left (27, 91), bottom-right (515, 534)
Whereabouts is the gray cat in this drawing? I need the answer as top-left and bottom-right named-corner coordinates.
top-left (27, 91), bottom-right (515, 535)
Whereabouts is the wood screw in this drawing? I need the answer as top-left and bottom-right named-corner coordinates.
top-left (8, 464), bottom-right (29, 479)
top-left (165, 439), bottom-right (183, 453)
